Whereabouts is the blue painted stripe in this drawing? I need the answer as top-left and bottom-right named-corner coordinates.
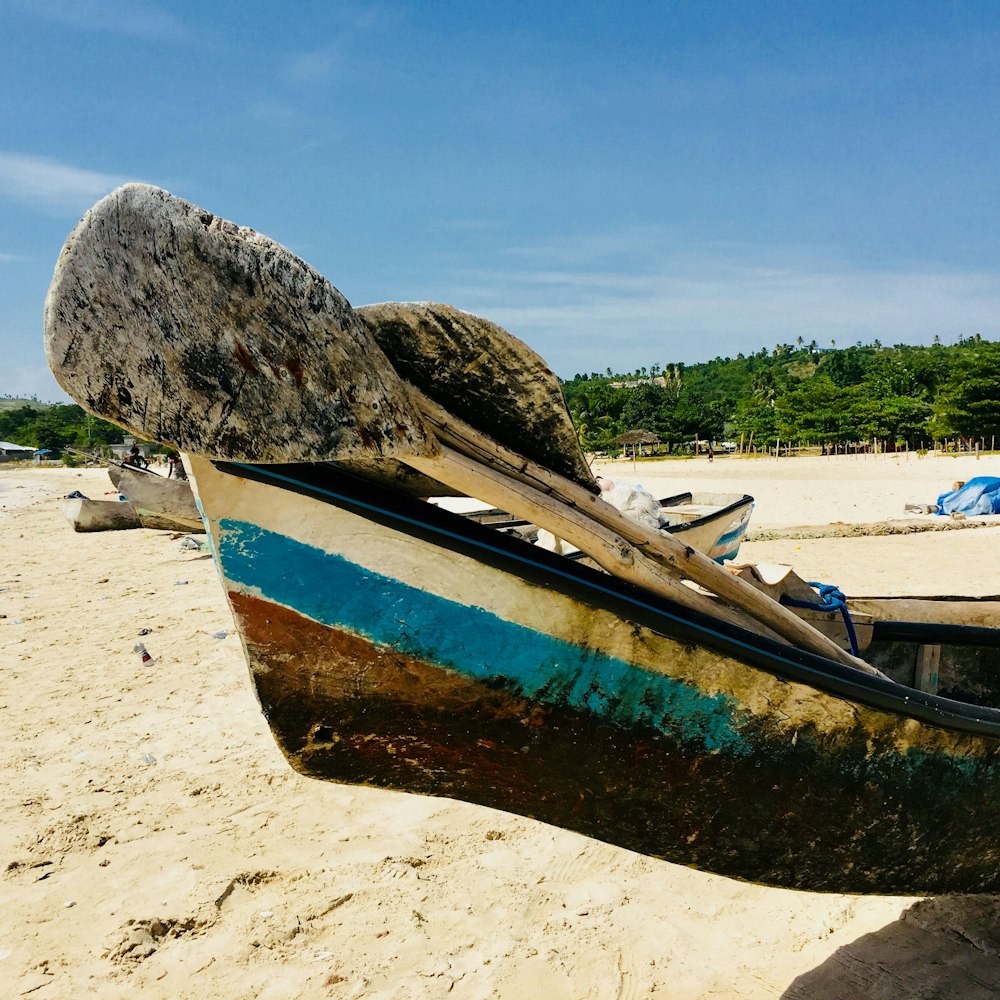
top-left (702, 515), bottom-right (750, 562)
top-left (217, 518), bottom-right (751, 755)
top-left (709, 527), bottom-right (747, 562)
top-left (715, 524), bottom-right (749, 546)
top-left (228, 462), bottom-right (783, 671)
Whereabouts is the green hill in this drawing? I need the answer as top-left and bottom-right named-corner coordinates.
top-left (0, 397), bottom-right (53, 412)
top-left (0, 400), bottom-right (125, 453)
top-left (563, 335), bottom-right (1000, 454)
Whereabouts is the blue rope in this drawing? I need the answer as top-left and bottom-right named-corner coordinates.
top-left (780, 581), bottom-right (860, 657)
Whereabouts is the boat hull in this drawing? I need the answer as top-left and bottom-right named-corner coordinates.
top-left (109, 466), bottom-right (204, 532)
top-left (62, 497), bottom-right (140, 532)
top-left (658, 492), bottom-right (755, 563)
top-left (187, 456), bottom-right (1000, 895)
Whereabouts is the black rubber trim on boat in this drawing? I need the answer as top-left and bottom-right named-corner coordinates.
top-left (659, 493), bottom-right (754, 536)
top-left (872, 620), bottom-right (1000, 646)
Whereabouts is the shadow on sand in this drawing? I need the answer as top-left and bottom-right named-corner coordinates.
top-left (782, 895), bottom-right (1000, 999)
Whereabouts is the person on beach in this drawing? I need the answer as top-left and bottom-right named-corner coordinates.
top-left (166, 451), bottom-right (187, 480)
top-left (707, 442), bottom-right (715, 463)
top-left (124, 445), bottom-right (148, 469)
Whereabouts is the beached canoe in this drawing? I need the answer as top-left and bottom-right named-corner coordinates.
top-left (467, 491), bottom-right (754, 564)
top-left (647, 490), bottom-right (754, 563)
top-left (108, 465), bottom-right (204, 533)
top-left (62, 496), bottom-right (141, 532)
top-left (180, 456), bottom-right (1000, 894)
top-left (43, 183), bottom-right (1000, 894)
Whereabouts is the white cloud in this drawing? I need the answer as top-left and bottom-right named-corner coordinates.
top-left (0, 153), bottom-right (131, 213)
top-left (434, 235), bottom-right (1000, 375)
top-left (278, 7), bottom-right (391, 87)
top-left (440, 218), bottom-right (502, 234)
top-left (244, 100), bottom-right (320, 131)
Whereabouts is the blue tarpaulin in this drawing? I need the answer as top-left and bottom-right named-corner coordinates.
top-left (936, 476), bottom-right (1000, 516)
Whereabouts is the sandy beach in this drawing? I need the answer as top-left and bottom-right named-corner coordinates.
top-left (3, 455), bottom-right (1000, 999)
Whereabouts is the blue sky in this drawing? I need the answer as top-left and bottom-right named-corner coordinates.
top-left (4, 1), bottom-right (1000, 401)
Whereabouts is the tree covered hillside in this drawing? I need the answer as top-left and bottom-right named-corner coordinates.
top-left (0, 403), bottom-right (126, 453)
top-left (3, 336), bottom-right (999, 459)
top-left (563, 336), bottom-right (1000, 453)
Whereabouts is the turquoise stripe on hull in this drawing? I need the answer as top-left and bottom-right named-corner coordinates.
top-left (217, 518), bottom-right (750, 755)
top-left (708, 522), bottom-right (749, 562)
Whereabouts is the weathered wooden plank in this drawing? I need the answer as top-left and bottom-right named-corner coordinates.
top-left (915, 643), bottom-right (941, 694)
top-left (359, 302), bottom-right (596, 492)
top-left (411, 390), bottom-right (883, 674)
top-left (44, 183), bottom-right (437, 465)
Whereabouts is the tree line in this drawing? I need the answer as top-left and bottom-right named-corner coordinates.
top-left (0, 403), bottom-right (128, 453)
top-left (563, 336), bottom-right (1000, 454)
top-left (4, 335), bottom-right (999, 459)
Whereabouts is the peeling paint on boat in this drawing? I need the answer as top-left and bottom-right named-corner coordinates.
top-left (218, 518), bottom-right (750, 755)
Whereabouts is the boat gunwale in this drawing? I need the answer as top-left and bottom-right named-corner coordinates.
top-left (214, 459), bottom-right (1000, 740)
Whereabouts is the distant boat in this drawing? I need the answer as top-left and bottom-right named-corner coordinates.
top-left (467, 490), bottom-right (754, 564)
top-left (63, 496), bottom-right (140, 532)
top-left (42, 183), bottom-right (1000, 895)
top-left (652, 490), bottom-right (754, 563)
top-left (108, 465), bottom-right (204, 532)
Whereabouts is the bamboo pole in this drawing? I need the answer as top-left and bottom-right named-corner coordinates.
top-left (414, 392), bottom-right (884, 675)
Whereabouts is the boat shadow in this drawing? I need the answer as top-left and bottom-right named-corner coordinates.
top-left (781, 895), bottom-right (1000, 999)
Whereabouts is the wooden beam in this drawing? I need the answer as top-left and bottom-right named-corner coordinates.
top-left (915, 645), bottom-right (941, 694)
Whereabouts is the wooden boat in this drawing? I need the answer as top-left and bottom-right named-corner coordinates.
top-left (465, 490), bottom-right (754, 564)
top-left (650, 490), bottom-right (753, 563)
top-left (108, 464), bottom-right (204, 533)
top-left (42, 184), bottom-right (1000, 895)
top-left (179, 456), bottom-right (1000, 894)
top-left (63, 496), bottom-right (141, 532)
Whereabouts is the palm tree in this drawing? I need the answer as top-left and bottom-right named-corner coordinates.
top-left (751, 369), bottom-right (779, 407)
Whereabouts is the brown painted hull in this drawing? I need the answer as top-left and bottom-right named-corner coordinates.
top-left (231, 586), bottom-right (1000, 894)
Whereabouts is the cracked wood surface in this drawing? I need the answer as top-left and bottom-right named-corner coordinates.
top-left (44, 183), bottom-right (435, 465)
top-left (358, 301), bottom-right (597, 492)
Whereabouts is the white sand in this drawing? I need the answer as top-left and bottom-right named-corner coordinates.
top-left (2, 457), bottom-right (999, 998)
top-left (594, 452), bottom-right (1000, 597)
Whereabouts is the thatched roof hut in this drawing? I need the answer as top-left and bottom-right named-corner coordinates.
top-left (615, 429), bottom-right (661, 458)
top-left (615, 429), bottom-right (661, 447)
